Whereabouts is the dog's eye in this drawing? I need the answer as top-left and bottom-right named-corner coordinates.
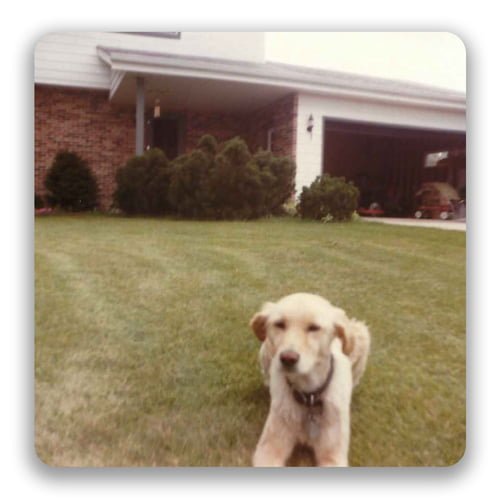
top-left (307, 324), bottom-right (321, 332)
top-left (274, 320), bottom-right (286, 329)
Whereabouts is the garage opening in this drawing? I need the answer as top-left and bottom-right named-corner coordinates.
top-left (322, 119), bottom-right (466, 218)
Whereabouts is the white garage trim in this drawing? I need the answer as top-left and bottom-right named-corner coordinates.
top-left (294, 92), bottom-right (466, 194)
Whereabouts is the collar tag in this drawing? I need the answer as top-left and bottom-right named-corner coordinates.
top-left (288, 355), bottom-right (334, 408)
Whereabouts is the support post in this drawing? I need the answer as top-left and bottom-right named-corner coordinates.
top-left (135, 77), bottom-right (145, 155)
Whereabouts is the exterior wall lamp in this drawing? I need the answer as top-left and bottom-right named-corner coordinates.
top-left (154, 99), bottom-right (161, 118)
top-left (307, 114), bottom-right (314, 134)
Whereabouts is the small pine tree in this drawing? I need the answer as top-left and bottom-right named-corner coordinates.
top-left (44, 151), bottom-right (99, 211)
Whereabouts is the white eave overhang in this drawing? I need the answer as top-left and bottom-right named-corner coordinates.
top-left (97, 45), bottom-right (466, 112)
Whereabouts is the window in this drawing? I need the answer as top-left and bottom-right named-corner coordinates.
top-left (122, 32), bottom-right (181, 39)
top-left (424, 151), bottom-right (448, 167)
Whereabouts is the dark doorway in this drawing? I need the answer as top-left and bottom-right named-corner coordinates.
top-left (152, 116), bottom-right (181, 160)
top-left (322, 119), bottom-right (466, 216)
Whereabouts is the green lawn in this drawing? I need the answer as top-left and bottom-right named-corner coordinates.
top-left (35, 215), bottom-right (465, 467)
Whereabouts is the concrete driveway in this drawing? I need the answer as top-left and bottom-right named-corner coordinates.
top-left (361, 217), bottom-right (466, 231)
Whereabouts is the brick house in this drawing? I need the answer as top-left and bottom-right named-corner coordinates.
top-left (35, 32), bottom-right (466, 211)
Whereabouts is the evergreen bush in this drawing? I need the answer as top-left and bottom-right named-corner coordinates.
top-left (168, 145), bottom-right (216, 218)
top-left (44, 151), bottom-right (99, 211)
top-left (210, 137), bottom-right (264, 219)
top-left (113, 148), bottom-right (172, 215)
top-left (253, 149), bottom-right (296, 215)
top-left (298, 174), bottom-right (359, 221)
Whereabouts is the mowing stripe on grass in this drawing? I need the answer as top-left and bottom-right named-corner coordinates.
top-left (36, 215), bottom-right (465, 466)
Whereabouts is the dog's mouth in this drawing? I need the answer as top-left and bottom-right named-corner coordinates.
top-left (283, 368), bottom-right (309, 391)
top-left (284, 355), bottom-right (334, 394)
top-left (281, 363), bottom-right (298, 373)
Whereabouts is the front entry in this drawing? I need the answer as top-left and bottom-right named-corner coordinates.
top-left (151, 116), bottom-right (181, 160)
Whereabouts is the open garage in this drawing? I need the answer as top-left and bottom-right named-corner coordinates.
top-left (322, 119), bottom-right (466, 218)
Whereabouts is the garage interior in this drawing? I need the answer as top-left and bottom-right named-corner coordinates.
top-left (322, 119), bottom-right (466, 217)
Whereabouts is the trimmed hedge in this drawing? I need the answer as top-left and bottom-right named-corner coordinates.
top-left (298, 174), bottom-right (359, 221)
top-left (44, 151), bottom-right (98, 211)
top-left (253, 149), bottom-right (296, 216)
top-left (114, 148), bottom-right (172, 215)
top-left (113, 136), bottom-right (296, 220)
top-left (168, 136), bottom-right (217, 218)
top-left (168, 135), bottom-right (296, 220)
top-left (210, 137), bottom-right (263, 219)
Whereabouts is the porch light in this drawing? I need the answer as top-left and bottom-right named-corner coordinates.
top-left (307, 114), bottom-right (314, 134)
top-left (154, 99), bottom-right (161, 118)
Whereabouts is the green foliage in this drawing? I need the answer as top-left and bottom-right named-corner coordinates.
top-left (298, 174), bottom-right (360, 221)
top-left (114, 148), bottom-right (172, 215)
top-left (115, 135), bottom-right (296, 220)
top-left (167, 136), bottom-right (296, 220)
top-left (210, 137), bottom-right (263, 219)
top-left (253, 149), bottom-right (296, 215)
top-left (168, 148), bottom-right (216, 218)
top-left (196, 134), bottom-right (218, 157)
top-left (44, 151), bottom-right (98, 211)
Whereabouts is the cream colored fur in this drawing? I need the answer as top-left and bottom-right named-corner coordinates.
top-left (250, 293), bottom-right (371, 467)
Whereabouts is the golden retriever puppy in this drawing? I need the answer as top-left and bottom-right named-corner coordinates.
top-left (250, 293), bottom-right (370, 467)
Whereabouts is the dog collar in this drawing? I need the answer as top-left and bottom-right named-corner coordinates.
top-left (288, 355), bottom-right (334, 408)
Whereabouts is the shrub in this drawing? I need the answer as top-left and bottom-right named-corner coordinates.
top-left (298, 175), bottom-right (359, 221)
top-left (115, 136), bottom-right (297, 220)
top-left (167, 136), bottom-right (296, 220)
top-left (252, 149), bottom-right (296, 215)
top-left (168, 136), bottom-right (217, 218)
top-left (210, 137), bottom-right (264, 219)
top-left (196, 134), bottom-right (218, 157)
top-left (44, 151), bottom-right (99, 211)
top-left (114, 148), bottom-right (172, 215)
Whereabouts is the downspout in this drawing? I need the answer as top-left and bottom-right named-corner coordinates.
top-left (135, 76), bottom-right (145, 155)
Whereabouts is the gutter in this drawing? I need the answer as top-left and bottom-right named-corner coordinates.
top-left (97, 46), bottom-right (466, 113)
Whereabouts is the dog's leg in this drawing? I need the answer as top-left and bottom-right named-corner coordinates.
top-left (314, 421), bottom-right (350, 467)
top-left (315, 433), bottom-right (349, 467)
top-left (253, 414), bottom-right (295, 467)
top-left (316, 453), bottom-right (348, 467)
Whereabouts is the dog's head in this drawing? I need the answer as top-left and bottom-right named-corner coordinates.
top-left (250, 293), bottom-right (353, 379)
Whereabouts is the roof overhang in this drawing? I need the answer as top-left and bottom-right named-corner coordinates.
top-left (97, 46), bottom-right (466, 113)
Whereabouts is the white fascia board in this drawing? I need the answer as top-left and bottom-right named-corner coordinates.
top-left (98, 46), bottom-right (466, 112)
top-left (96, 46), bottom-right (112, 66)
top-left (110, 70), bottom-right (126, 99)
top-left (114, 61), bottom-right (465, 112)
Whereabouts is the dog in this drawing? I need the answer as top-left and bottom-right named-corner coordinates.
top-left (249, 293), bottom-right (370, 467)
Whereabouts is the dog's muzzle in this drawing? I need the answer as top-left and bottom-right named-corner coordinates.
top-left (287, 355), bottom-right (335, 408)
top-left (279, 350), bottom-right (300, 369)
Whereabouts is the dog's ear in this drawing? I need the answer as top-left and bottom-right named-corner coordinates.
top-left (250, 312), bottom-right (268, 342)
top-left (249, 302), bottom-right (274, 342)
top-left (334, 323), bottom-right (354, 356)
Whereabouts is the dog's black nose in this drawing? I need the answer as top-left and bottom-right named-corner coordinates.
top-left (280, 350), bottom-right (300, 367)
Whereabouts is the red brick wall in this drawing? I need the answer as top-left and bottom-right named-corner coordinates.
top-left (184, 110), bottom-right (246, 152)
top-left (183, 94), bottom-right (298, 157)
top-left (35, 85), bottom-right (298, 210)
top-left (35, 85), bottom-right (135, 209)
